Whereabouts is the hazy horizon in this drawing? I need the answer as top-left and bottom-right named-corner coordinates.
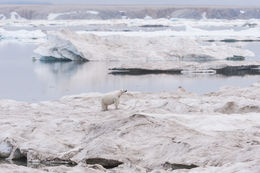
top-left (1, 0), bottom-right (260, 6)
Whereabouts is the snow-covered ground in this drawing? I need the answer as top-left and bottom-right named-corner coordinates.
top-left (0, 83), bottom-right (260, 172)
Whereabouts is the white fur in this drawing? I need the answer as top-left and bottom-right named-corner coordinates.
top-left (101, 89), bottom-right (127, 111)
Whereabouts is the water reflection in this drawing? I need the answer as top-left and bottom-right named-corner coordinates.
top-left (33, 61), bottom-right (112, 95)
top-left (0, 42), bottom-right (260, 102)
top-left (34, 60), bottom-right (86, 79)
top-left (33, 60), bottom-right (260, 101)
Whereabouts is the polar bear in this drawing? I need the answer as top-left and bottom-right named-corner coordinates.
top-left (101, 89), bottom-right (127, 111)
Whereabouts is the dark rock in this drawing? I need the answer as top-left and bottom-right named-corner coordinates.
top-left (110, 65), bottom-right (260, 77)
top-left (221, 39), bottom-right (240, 43)
top-left (43, 158), bottom-right (77, 167)
top-left (226, 55), bottom-right (245, 61)
top-left (163, 162), bottom-right (198, 170)
top-left (140, 24), bottom-right (169, 27)
top-left (0, 157), bottom-right (27, 167)
top-left (40, 56), bottom-right (73, 62)
top-left (214, 65), bottom-right (260, 76)
top-left (206, 39), bottom-right (260, 42)
top-left (86, 158), bottom-right (123, 169)
top-left (12, 148), bottom-right (25, 160)
top-left (39, 56), bottom-right (88, 62)
top-left (109, 68), bottom-right (182, 75)
top-left (242, 23), bottom-right (258, 28)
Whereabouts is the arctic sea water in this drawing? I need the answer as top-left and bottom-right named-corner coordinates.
top-left (0, 41), bottom-right (259, 102)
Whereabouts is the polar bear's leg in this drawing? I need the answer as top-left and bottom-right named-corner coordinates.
top-left (101, 102), bottom-right (108, 111)
top-left (114, 98), bottom-right (119, 109)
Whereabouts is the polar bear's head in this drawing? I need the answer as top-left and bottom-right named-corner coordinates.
top-left (119, 89), bottom-right (127, 96)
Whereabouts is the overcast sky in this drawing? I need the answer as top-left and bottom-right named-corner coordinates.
top-left (1, 0), bottom-right (260, 6)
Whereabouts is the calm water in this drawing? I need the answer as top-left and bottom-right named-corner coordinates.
top-left (0, 41), bottom-right (260, 102)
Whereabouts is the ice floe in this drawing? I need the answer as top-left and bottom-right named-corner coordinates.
top-left (34, 31), bottom-right (86, 61)
top-left (0, 83), bottom-right (260, 172)
top-left (34, 29), bottom-right (254, 61)
top-left (0, 28), bottom-right (46, 43)
top-left (0, 18), bottom-right (260, 43)
top-left (0, 18), bottom-right (259, 30)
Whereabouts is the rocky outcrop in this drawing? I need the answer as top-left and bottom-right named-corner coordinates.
top-left (109, 62), bottom-right (260, 76)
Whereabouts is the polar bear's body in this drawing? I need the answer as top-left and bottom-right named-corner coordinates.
top-left (101, 89), bottom-right (127, 111)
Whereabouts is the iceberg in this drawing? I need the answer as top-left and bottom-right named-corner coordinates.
top-left (34, 30), bottom-right (86, 61)
top-left (34, 29), bottom-right (254, 61)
